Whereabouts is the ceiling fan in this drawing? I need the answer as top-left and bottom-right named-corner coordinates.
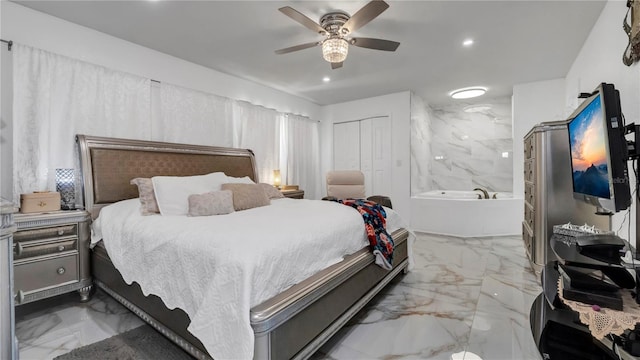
top-left (275, 0), bottom-right (400, 70)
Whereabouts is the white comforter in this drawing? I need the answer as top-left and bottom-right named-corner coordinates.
top-left (92, 198), bottom-right (410, 359)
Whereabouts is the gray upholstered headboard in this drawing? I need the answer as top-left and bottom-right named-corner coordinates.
top-left (76, 135), bottom-right (258, 218)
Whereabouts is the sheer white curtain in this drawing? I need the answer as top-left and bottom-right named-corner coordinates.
top-left (156, 83), bottom-right (233, 147)
top-left (231, 101), bottom-right (280, 183)
top-left (282, 114), bottom-right (321, 199)
top-left (12, 44), bottom-right (151, 202)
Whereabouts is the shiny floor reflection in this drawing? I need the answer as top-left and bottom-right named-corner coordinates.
top-left (15, 232), bottom-right (542, 360)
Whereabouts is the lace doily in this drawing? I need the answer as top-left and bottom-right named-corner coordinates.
top-left (558, 277), bottom-right (640, 339)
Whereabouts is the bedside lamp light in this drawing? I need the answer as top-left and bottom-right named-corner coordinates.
top-left (273, 170), bottom-right (281, 188)
top-left (56, 168), bottom-right (76, 210)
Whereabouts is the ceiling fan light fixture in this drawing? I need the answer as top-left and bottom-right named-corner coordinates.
top-left (322, 38), bottom-right (349, 63)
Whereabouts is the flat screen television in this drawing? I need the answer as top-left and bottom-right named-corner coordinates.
top-left (567, 83), bottom-right (631, 213)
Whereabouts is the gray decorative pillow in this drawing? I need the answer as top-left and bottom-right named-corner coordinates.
top-left (259, 183), bottom-right (285, 199)
top-left (220, 183), bottom-right (270, 211)
top-left (130, 178), bottom-right (160, 215)
top-left (187, 190), bottom-right (235, 217)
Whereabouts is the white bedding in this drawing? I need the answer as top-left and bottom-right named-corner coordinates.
top-left (92, 198), bottom-right (411, 359)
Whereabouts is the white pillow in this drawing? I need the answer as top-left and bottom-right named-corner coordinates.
top-left (225, 175), bottom-right (255, 184)
top-left (152, 172), bottom-right (228, 216)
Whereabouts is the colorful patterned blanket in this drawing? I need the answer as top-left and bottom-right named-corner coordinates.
top-left (335, 199), bottom-right (394, 270)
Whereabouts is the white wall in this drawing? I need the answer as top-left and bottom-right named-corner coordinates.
top-left (0, 3), bottom-right (10, 200)
top-left (512, 78), bottom-right (567, 200)
top-left (0, 2), bottom-right (322, 199)
top-left (321, 91), bottom-right (411, 219)
top-left (564, 0), bottom-right (640, 245)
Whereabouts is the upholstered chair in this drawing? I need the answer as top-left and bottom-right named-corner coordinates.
top-left (324, 170), bottom-right (393, 208)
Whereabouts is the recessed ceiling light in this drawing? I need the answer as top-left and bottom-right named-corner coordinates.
top-left (450, 87), bottom-right (487, 99)
top-left (463, 39), bottom-right (474, 47)
top-left (322, 76), bottom-right (330, 83)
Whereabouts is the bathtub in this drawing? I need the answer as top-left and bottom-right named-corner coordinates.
top-left (410, 190), bottom-right (522, 237)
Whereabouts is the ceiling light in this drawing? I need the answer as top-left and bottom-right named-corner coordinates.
top-left (463, 39), bottom-right (474, 47)
top-left (322, 76), bottom-right (330, 82)
top-left (322, 38), bottom-right (349, 63)
top-left (450, 87), bottom-right (487, 99)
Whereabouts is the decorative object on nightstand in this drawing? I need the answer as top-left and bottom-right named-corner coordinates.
top-left (13, 210), bottom-right (92, 305)
top-left (56, 168), bottom-right (76, 210)
top-left (0, 199), bottom-right (18, 360)
top-left (19, 192), bottom-right (61, 213)
top-left (273, 169), bottom-right (281, 189)
top-left (280, 185), bottom-right (304, 199)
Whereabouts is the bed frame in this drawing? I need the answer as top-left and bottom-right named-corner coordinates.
top-left (77, 134), bottom-right (409, 360)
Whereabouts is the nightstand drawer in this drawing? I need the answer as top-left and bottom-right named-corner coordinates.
top-left (14, 254), bottom-right (78, 294)
top-left (14, 224), bottom-right (77, 242)
top-left (13, 237), bottom-right (77, 260)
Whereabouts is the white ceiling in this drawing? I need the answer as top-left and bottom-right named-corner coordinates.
top-left (15, 0), bottom-right (606, 105)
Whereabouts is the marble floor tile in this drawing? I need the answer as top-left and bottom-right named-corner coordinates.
top-left (15, 232), bottom-right (543, 360)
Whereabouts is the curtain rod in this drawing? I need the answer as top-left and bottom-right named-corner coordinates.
top-left (0, 39), bottom-right (13, 51)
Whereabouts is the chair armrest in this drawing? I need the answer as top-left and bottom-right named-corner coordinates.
top-left (367, 195), bottom-right (393, 209)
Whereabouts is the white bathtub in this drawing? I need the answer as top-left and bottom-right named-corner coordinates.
top-left (410, 190), bottom-right (522, 237)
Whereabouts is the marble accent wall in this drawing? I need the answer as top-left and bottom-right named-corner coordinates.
top-left (410, 93), bottom-right (432, 195)
top-left (410, 95), bottom-right (513, 194)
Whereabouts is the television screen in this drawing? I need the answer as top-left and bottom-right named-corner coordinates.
top-left (566, 83), bottom-right (630, 213)
top-left (568, 94), bottom-right (611, 200)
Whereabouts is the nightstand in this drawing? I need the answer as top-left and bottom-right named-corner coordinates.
top-left (13, 210), bottom-right (92, 305)
top-left (281, 189), bottom-right (304, 199)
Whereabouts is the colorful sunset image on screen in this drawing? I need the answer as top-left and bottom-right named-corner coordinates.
top-left (568, 94), bottom-right (611, 199)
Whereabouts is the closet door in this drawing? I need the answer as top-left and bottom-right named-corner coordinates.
top-left (371, 117), bottom-right (392, 196)
top-left (333, 117), bottom-right (391, 196)
top-left (360, 119), bottom-right (373, 195)
top-left (333, 121), bottom-right (360, 170)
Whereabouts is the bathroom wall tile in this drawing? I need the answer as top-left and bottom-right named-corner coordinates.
top-left (432, 175), bottom-right (472, 191)
top-left (472, 175), bottom-right (513, 192)
top-left (411, 95), bottom-right (514, 194)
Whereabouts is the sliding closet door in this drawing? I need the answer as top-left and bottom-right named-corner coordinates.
top-left (333, 116), bottom-right (391, 197)
top-left (370, 117), bottom-right (392, 196)
top-left (333, 121), bottom-right (360, 170)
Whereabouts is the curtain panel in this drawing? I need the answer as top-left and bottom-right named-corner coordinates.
top-left (156, 83), bottom-right (233, 147)
top-left (12, 44), bottom-right (320, 203)
top-left (12, 44), bottom-right (151, 202)
top-left (231, 101), bottom-right (281, 184)
top-left (282, 114), bottom-right (320, 200)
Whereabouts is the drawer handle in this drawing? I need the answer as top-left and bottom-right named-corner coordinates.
top-left (38, 201), bottom-right (47, 207)
top-left (16, 290), bottom-right (24, 304)
top-left (57, 267), bottom-right (66, 275)
top-left (57, 229), bottom-right (64, 236)
top-left (58, 245), bottom-right (65, 252)
top-left (16, 243), bottom-right (23, 256)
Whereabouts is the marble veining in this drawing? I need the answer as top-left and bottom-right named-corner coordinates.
top-left (16, 232), bottom-right (541, 360)
top-left (410, 95), bottom-right (514, 194)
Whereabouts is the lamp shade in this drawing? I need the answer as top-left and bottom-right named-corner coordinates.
top-left (273, 170), bottom-right (281, 187)
top-left (322, 38), bottom-right (348, 63)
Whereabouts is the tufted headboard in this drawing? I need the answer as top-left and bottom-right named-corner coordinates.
top-left (77, 135), bottom-right (258, 218)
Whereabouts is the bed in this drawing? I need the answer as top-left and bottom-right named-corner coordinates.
top-left (77, 134), bottom-right (410, 360)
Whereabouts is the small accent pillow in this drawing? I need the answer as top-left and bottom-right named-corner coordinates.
top-left (220, 183), bottom-right (270, 211)
top-left (187, 190), bottom-right (235, 216)
top-left (259, 183), bottom-right (285, 199)
top-left (152, 172), bottom-right (229, 216)
top-left (130, 178), bottom-right (160, 215)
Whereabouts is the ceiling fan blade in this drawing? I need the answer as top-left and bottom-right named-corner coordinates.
top-left (341, 0), bottom-right (389, 34)
top-left (350, 37), bottom-right (400, 51)
top-left (279, 7), bottom-right (326, 35)
top-left (331, 62), bottom-right (343, 70)
top-left (275, 42), bottom-right (320, 55)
